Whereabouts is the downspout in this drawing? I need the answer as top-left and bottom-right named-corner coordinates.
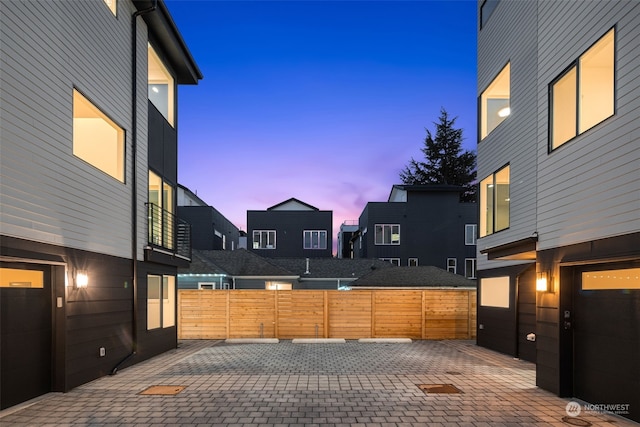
top-left (111, 0), bottom-right (157, 376)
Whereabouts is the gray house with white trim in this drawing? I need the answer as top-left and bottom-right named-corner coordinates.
top-left (0, 0), bottom-right (201, 409)
top-left (476, 0), bottom-right (639, 422)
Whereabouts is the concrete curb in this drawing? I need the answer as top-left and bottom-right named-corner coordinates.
top-left (292, 338), bottom-right (346, 344)
top-left (225, 338), bottom-right (279, 344)
top-left (358, 338), bottom-right (413, 343)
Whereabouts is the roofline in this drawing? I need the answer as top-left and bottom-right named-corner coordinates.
top-left (350, 286), bottom-right (477, 290)
top-left (177, 183), bottom-right (209, 206)
top-left (134, 0), bottom-right (203, 84)
top-left (267, 198), bottom-right (319, 211)
top-left (232, 275), bottom-right (300, 280)
top-left (388, 184), bottom-right (465, 202)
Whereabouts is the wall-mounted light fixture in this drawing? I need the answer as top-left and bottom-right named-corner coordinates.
top-left (76, 270), bottom-right (89, 288)
top-left (536, 271), bottom-right (549, 292)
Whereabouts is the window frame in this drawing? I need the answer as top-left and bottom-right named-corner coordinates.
top-left (479, 164), bottom-right (510, 237)
top-left (72, 88), bottom-right (125, 182)
top-left (408, 258), bottom-right (419, 267)
top-left (303, 230), bottom-right (328, 250)
top-left (465, 258), bottom-right (477, 279)
top-left (102, 0), bottom-right (116, 15)
top-left (549, 27), bottom-right (616, 152)
top-left (374, 224), bottom-right (401, 246)
top-left (447, 258), bottom-right (457, 274)
top-left (147, 274), bottom-right (176, 330)
top-left (148, 43), bottom-right (175, 127)
top-left (480, 62), bottom-right (510, 140)
top-left (380, 258), bottom-right (400, 266)
top-left (465, 224), bottom-right (477, 245)
top-left (480, 0), bottom-right (500, 30)
top-left (253, 230), bottom-right (276, 249)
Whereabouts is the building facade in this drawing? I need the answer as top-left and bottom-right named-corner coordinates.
top-left (352, 185), bottom-right (477, 277)
top-left (177, 184), bottom-right (240, 251)
top-left (247, 198), bottom-right (333, 258)
top-left (476, 0), bottom-right (639, 422)
top-left (0, 0), bottom-right (201, 409)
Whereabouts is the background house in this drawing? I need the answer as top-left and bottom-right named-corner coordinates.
top-left (350, 266), bottom-right (477, 289)
top-left (247, 198), bottom-right (333, 258)
top-left (337, 220), bottom-right (359, 258)
top-left (177, 184), bottom-right (240, 251)
top-left (0, 0), bottom-right (201, 409)
top-left (476, 0), bottom-right (639, 422)
top-left (351, 184), bottom-right (477, 277)
top-left (268, 257), bottom-right (394, 289)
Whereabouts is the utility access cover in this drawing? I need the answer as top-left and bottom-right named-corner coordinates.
top-left (139, 385), bottom-right (186, 395)
top-left (417, 384), bottom-right (463, 394)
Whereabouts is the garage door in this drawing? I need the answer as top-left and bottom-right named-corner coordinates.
top-left (0, 264), bottom-right (52, 410)
top-left (573, 265), bottom-right (640, 423)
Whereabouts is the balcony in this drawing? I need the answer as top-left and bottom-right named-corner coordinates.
top-left (146, 203), bottom-right (191, 266)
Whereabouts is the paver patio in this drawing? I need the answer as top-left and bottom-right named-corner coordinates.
top-left (1, 340), bottom-right (636, 426)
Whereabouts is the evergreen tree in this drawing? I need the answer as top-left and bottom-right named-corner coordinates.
top-left (400, 108), bottom-right (477, 202)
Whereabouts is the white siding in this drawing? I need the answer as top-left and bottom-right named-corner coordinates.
top-left (536, 1), bottom-right (640, 250)
top-left (0, 0), bottom-right (149, 258)
top-left (476, 0), bottom-right (539, 270)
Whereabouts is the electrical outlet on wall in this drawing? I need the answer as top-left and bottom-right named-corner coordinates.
top-left (99, 347), bottom-right (106, 357)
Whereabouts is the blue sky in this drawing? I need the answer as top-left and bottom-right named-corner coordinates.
top-left (166, 0), bottom-right (478, 243)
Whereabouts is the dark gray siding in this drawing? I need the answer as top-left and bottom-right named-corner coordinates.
top-left (247, 210), bottom-right (333, 258)
top-left (178, 206), bottom-right (240, 250)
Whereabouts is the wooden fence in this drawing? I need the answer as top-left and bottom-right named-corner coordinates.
top-left (178, 289), bottom-right (477, 340)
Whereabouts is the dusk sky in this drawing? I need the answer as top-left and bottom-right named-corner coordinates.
top-left (166, 0), bottom-right (478, 247)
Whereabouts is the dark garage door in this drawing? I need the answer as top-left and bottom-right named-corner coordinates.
top-left (573, 265), bottom-right (640, 423)
top-left (0, 263), bottom-right (52, 410)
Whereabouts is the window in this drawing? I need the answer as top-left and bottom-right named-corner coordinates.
top-left (198, 282), bottom-right (214, 290)
top-left (480, 0), bottom-right (500, 29)
top-left (408, 258), bottom-right (419, 267)
top-left (551, 28), bottom-right (614, 150)
top-left (582, 268), bottom-right (640, 290)
top-left (447, 258), bottom-right (457, 274)
top-left (73, 89), bottom-right (125, 182)
top-left (480, 276), bottom-right (510, 308)
top-left (148, 171), bottom-right (174, 249)
top-left (253, 230), bottom-right (276, 249)
top-left (0, 268), bottom-right (44, 288)
top-left (480, 165), bottom-right (510, 237)
top-left (375, 224), bottom-right (400, 245)
top-left (147, 275), bottom-right (175, 330)
top-left (480, 62), bottom-right (510, 139)
top-left (380, 258), bottom-right (400, 266)
top-left (465, 224), bottom-right (477, 245)
top-left (465, 259), bottom-right (477, 279)
top-left (148, 44), bottom-right (175, 126)
top-left (266, 281), bottom-right (292, 290)
top-left (102, 0), bottom-right (116, 15)
top-left (304, 230), bottom-right (327, 249)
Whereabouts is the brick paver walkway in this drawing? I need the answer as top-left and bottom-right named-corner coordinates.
top-left (1, 340), bottom-right (636, 426)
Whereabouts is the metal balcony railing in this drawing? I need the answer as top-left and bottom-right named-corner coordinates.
top-left (147, 203), bottom-right (191, 260)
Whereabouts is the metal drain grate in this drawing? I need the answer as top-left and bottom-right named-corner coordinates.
top-left (139, 385), bottom-right (186, 395)
top-left (417, 384), bottom-right (463, 394)
top-left (561, 416), bottom-right (592, 426)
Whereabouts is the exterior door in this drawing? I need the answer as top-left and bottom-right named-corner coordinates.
top-left (0, 263), bottom-right (52, 410)
top-left (573, 264), bottom-right (640, 423)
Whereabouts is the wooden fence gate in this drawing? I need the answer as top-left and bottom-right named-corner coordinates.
top-left (178, 289), bottom-right (476, 340)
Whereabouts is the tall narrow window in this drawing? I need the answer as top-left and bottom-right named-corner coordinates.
top-left (481, 63), bottom-right (510, 139)
top-left (551, 28), bottom-right (614, 150)
top-left (480, 165), bottom-right (510, 237)
top-left (147, 275), bottom-right (175, 330)
top-left (73, 89), bottom-right (124, 182)
top-left (465, 224), bottom-right (477, 245)
top-left (465, 259), bottom-right (477, 279)
top-left (148, 44), bottom-right (175, 126)
top-left (148, 171), bottom-right (174, 249)
top-left (408, 258), bottom-right (418, 267)
top-left (447, 258), bottom-right (457, 274)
